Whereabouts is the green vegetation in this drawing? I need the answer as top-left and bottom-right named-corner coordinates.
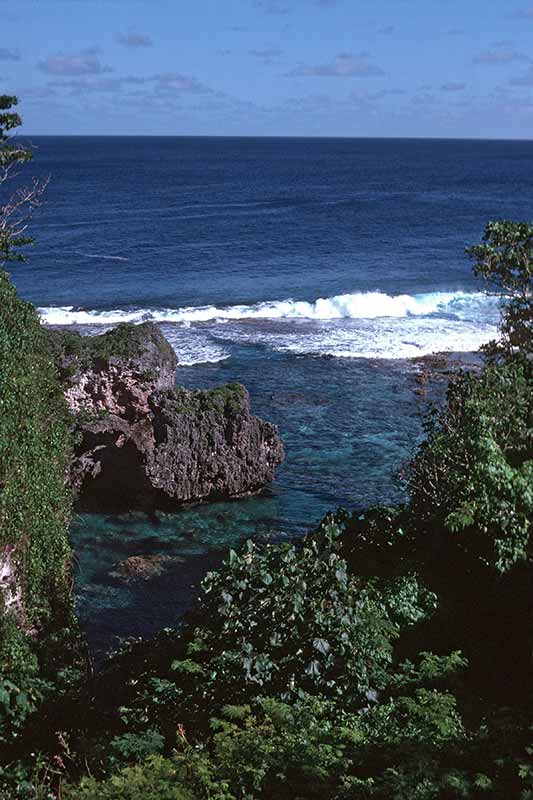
top-left (0, 268), bottom-right (73, 619)
top-left (1, 98), bottom-right (532, 799)
top-left (0, 97), bottom-right (82, 791)
top-left (47, 322), bottom-right (169, 376)
top-left (408, 359), bottom-right (533, 573)
top-left (467, 220), bottom-right (533, 359)
top-left (2, 212), bottom-right (533, 797)
top-left (171, 383), bottom-right (247, 416)
top-left (0, 281), bottom-right (82, 771)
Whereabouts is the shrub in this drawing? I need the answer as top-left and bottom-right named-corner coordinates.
top-left (152, 518), bottom-right (437, 723)
top-left (63, 756), bottom-right (196, 800)
top-left (467, 220), bottom-right (533, 360)
top-left (408, 360), bottom-right (533, 573)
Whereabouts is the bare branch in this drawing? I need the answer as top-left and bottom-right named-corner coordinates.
top-left (0, 175), bottom-right (49, 233)
top-left (0, 96), bottom-right (48, 264)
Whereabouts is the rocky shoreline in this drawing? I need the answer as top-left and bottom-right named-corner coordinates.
top-left (47, 323), bottom-right (285, 512)
top-left (45, 321), bottom-right (482, 515)
top-left (410, 349), bottom-right (484, 398)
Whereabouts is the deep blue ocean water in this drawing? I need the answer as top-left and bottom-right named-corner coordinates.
top-left (10, 136), bottom-right (533, 656)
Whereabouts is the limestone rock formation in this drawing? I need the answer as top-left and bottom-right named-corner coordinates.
top-left (48, 323), bottom-right (284, 512)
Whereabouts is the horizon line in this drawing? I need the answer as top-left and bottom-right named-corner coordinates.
top-left (18, 133), bottom-right (533, 143)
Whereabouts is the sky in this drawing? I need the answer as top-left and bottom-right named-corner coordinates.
top-left (3, 0), bottom-right (533, 137)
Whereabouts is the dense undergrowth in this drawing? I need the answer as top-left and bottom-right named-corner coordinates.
top-left (0, 267), bottom-right (84, 769)
top-left (48, 350), bottom-right (532, 799)
top-left (0, 100), bottom-right (84, 760)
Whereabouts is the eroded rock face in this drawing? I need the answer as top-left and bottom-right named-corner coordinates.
top-left (146, 387), bottom-right (285, 504)
top-left (0, 545), bottom-right (24, 622)
top-left (49, 322), bottom-right (177, 419)
top-left (48, 323), bottom-right (284, 512)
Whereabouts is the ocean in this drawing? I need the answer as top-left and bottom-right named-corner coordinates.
top-left (11, 135), bottom-right (533, 656)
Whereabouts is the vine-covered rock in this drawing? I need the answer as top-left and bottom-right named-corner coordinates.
top-left (0, 269), bottom-right (75, 636)
top-left (0, 267), bottom-right (82, 748)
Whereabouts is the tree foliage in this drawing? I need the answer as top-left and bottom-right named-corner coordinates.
top-left (55, 219), bottom-right (533, 799)
top-left (0, 94), bottom-right (47, 264)
top-left (467, 220), bottom-right (533, 359)
top-left (408, 360), bottom-right (533, 573)
top-left (0, 99), bottom-right (82, 774)
top-left (178, 522), bottom-right (434, 709)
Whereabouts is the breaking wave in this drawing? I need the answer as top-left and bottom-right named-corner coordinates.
top-left (38, 289), bottom-right (497, 326)
top-left (37, 289), bottom-right (501, 361)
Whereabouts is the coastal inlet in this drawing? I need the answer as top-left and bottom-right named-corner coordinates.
top-left (56, 318), bottom-right (456, 659)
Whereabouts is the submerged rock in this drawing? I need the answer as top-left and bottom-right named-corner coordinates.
top-left (410, 351), bottom-right (484, 398)
top-left (47, 323), bottom-right (284, 512)
top-left (110, 554), bottom-right (184, 582)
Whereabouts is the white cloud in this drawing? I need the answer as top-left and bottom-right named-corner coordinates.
top-left (38, 48), bottom-right (112, 76)
top-left (288, 52), bottom-right (384, 78)
top-left (114, 31), bottom-right (153, 48)
top-left (474, 49), bottom-right (528, 65)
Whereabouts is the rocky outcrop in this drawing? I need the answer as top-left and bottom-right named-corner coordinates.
top-left (47, 322), bottom-right (177, 418)
top-left (48, 323), bottom-right (284, 512)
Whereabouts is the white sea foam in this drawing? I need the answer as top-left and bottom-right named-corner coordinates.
top-left (158, 324), bottom-right (230, 366)
top-left (39, 306), bottom-right (149, 326)
top-left (210, 316), bottom-right (499, 360)
top-left (75, 252), bottom-right (129, 261)
top-left (37, 289), bottom-right (500, 361)
top-left (38, 289), bottom-right (496, 327)
top-left (278, 320), bottom-right (498, 360)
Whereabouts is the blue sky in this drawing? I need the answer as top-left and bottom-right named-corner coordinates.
top-left (3, 0), bottom-right (533, 137)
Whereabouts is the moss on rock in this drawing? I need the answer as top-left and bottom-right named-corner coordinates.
top-left (170, 383), bottom-right (248, 416)
top-left (47, 322), bottom-right (176, 378)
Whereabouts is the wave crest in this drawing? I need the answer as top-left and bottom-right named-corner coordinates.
top-left (38, 289), bottom-right (495, 326)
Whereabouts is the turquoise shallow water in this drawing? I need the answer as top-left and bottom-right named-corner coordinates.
top-left (70, 348), bottom-right (433, 658)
